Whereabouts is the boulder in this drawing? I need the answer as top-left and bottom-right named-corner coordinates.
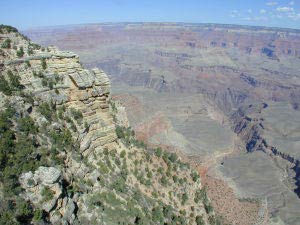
top-left (34, 166), bottom-right (61, 185)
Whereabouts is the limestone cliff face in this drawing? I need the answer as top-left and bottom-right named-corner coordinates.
top-left (0, 26), bottom-right (215, 225)
top-left (3, 44), bottom-right (117, 151)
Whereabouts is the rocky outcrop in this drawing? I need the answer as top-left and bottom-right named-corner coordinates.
top-left (19, 167), bottom-right (76, 224)
top-left (65, 66), bottom-right (117, 155)
top-left (231, 104), bottom-right (266, 152)
top-left (7, 45), bottom-right (118, 156)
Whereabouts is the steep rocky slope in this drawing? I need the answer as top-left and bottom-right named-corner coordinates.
top-left (0, 25), bottom-right (216, 225)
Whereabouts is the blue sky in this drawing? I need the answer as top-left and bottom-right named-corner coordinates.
top-left (0, 0), bottom-right (300, 29)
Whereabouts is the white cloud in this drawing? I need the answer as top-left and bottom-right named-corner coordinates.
top-left (229, 3), bottom-right (300, 23)
top-left (276, 6), bottom-right (294, 12)
top-left (266, 1), bottom-right (278, 6)
top-left (260, 9), bottom-right (267, 14)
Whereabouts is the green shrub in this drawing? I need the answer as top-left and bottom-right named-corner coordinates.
top-left (115, 125), bottom-right (125, 139)
top-left (37, 102), bottom-right (54, 121)
top-left (115, 157), bottom-right (121, 166)
top-left (155, 147), bottom-right (162, 158)
top-left (110, 100), bottom-right (117, 112)
top-left (0, 211), bottom-right (15, 224)
top-left (70, 108), bottom-right (83, 122)
top-left (172, 175), bottom-right (178, 183)
top-left (204, 203), bottom-right (213, 214)
top-left (49, 128), bottom-right (73, 151)
top-left (195, 215), bottom-right (205, 225)
top-left (41, 78), bottom-right (48, 87)
top-left (111, 177), bottom-right (127, 193)
top-left (162, 205), bottom-right (173, 218)
top-left (168, 152), bottom-right (178, 163)
top-left (208, 215), bottom-right (222, 225)
top-left (54, 73), bottom-right (62, 83)
top-left (120, 150), bottom-right (126, 158)
top-left (25, 61), bottom-right (31, 67)
top-left (160, 175), bottom-right (168, 186)
top-left (37, 71), bottom-right (44, 78)
top-left (115, 126), bottom-right (143, 147)
top-left (181, 193), bottom-right (188, 205)
top-left (98, 161), bottom-right (109, 174)
top-left (162, 152), bottom-right (169, 163)
top-left (152, 191), bottom-right (158, 198)
top-left (15, 200), bottom-right (33, 223)
top-left (27, 47), bottom-right (33, 55)
top-left (48, 80), bottom-right (55, 89)
top-left (18, 116), bottom-right (37, 135)
top-left (29, 42), bottom-right (41, 50)
top-left (194, 189), bottom-right (202, 203)
top-left (0, 24), bottom-right (18, 33)
top-left (1, 39), bottom-right (11, 48)
top-left (21, 92), bottom-right (35, 105)
top-left (157, 167), bottom-right (163, 174)
top-left (8, 70), bottom-right (23, 91)
top-left (179, 178), bottom-right (185, 185)
top-left (41, 59), bottom-right (47, 70)
top-left (41, 77), bottom-right (55, 89)
top-left (151, 206), bottom-right (164, 223)
top-left (16, 47), bottom-right (24, 57)
top-left (0, 76), bottom-right (12, 95)
top-left (147, 170), bottom-right (153, 179)
top-left (33, 209), bottom-right (44, 222)
top-left (191, 171), bottom-right (200, 182)
top-left (0, 106), bottom-right (14, 151)
top-left (41, 187), bottom-right (54, 202)
top-left (0, 71), bottom-right (23, 95)
top-left (103, 148), bottom-right (109, 155)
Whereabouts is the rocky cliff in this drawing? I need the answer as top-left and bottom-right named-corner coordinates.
top-left (0, 25), bottom-right (217, 225)
top-left (231, 102), bottom-right (300, 199)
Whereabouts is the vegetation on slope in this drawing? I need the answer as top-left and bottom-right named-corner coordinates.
top-left (0, 97), bottom-right (80, 224)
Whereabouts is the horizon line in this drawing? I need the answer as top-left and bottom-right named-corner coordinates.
top-left (21, 21), bottom-right (300, 32)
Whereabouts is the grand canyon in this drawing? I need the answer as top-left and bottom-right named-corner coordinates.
top-left (24, 23), bottom-right (300, 224)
